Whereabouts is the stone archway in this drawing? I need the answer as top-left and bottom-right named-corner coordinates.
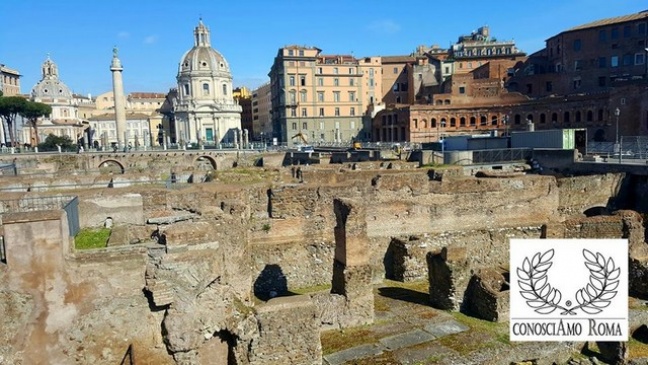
top-left (98, 159), bottom-right (125, 174)
top-left (194, 155), bottom-right (217, 171)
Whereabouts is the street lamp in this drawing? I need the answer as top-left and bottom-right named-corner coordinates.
top-left (614, 107), bottom-right (620, 146)
top-left (614, 107), bottom-right (621, 163)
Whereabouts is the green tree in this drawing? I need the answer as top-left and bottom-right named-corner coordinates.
top-left (20, 101), bottom-right (52, 145)
top-left (0, 95), bottom-right (28, 146)
top-left (38, 133), bottom-right (74, 152)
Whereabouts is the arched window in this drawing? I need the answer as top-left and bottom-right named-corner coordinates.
top-left (514, 114), bottom-right (521, 124)
top-left (431, 118), bottom-right (437, 128)
top-left (441, 118), bottom-right (447, 127)
top-left (552, 112), bottom-right (558, 123)
top-left (540, 113), bottom-right (546, 123)
top-left (491, 116), bottom-right (498, 126)
top-left (300, 90), bottom-right (307, 103)
top-left (470, 117), bottom-right (476, 126)
top-left (564, 111), bottom-right (570, 123)
top-left (586, 110), bottom-right (593, 122)
top-left (460, 117), bottom-right (466, 126)
top-left (575, 111), bottom-right (582, 122)
top-left (598, 109), bottom-right (604, 121)
top-left (222, 84), bottom-right (227, 95)
top-left (289, 91), bottom-right (296, 104)
top-left (450, 118), bottom-right (456, 127)
top-left (422, 119), bottom-right (427, 128)
top-left (202, 83), bottom-right (210, 96)
top-left (480, 116), bottom-right (487, 125)
top-left (413, 119), bottom-right (418, 129)
top-left (183, 84), bottom-right (190, 96)
top-left (527, 114), bottom-right (533, 122)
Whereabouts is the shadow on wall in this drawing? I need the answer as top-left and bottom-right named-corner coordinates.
top-left (377, 287), bottom-right (430, 306)
top-left (253, 264), bottom-right (289, 301)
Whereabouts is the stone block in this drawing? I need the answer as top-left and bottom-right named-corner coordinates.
top-left (249, 295), bottom-right (322, 365)
top-left (462, 268), bottom-right (509, 322)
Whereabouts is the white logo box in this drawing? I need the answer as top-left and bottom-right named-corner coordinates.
top-left (510, 239), bottom-right (628, 342)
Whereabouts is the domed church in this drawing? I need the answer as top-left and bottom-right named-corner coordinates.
top-left (29, 56), bottom-right (84, 144)
top-left (173, 19), bottom-right (242, 145)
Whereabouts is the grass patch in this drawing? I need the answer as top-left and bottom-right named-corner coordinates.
top-left (290, 283), bottom-right (331, 295)
top-left (436, 312), bottom-right (511, 355)
top-left (629, 337), bottom-right (648, 359)
top-left (74, 228), bottom-right (110, 250)
top-left (320, 326), bottom-right (380, 355)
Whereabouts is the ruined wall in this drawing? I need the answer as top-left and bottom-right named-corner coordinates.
top-left (544, 211), bottom-right (648, 298)
top-left (0, 211), bottom-right (169, 365)
top-left (250, 172), bottom-right (555, 290)
top-left (556, 173), bottom-right (624, 216)
top-left (79, 192), bottom-right (144, 227)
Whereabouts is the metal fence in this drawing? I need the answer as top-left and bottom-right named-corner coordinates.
top-left (587, 136), bottom-right (648, 162)
top-left (471, 148), bottom-right (532, 165)
top-left (0, 195), bottom-right (80, 236)
top-left (0, 163), bottom-right (16, 176)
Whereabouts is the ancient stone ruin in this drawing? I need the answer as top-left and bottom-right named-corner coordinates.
top-left (0, 154), bottom-right (648, 364)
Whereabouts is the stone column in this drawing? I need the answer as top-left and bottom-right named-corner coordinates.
top-left (110, 47), bottom-right (127, 150)
top-left (187, 114), bottom-right (197, 145)
top-left (331, 198), bottom-right (374, 327)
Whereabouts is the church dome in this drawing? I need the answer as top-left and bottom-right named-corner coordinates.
top-left (31, 57), bottom-right (72, 99)
top-left (178, 20), bottom-right (231, 76)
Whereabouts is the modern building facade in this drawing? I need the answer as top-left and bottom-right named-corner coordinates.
top-left (251, 82), bottom-right (272, 141)
top-left (0, 64), bottom-right (21, 96)
top-left (173, 19), bottom-right (242, 146)
top-left (268, 45), bottom-right (381, 145)
top-left (233, 86), bottom-right (253, 137)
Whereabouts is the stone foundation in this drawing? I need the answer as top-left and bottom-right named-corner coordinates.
top-left (249, 295), bottom-right (322, 365)
top-left (427, 247), bottom-right (469, 310)
top-left (462, 268), bottom-right (510, 322)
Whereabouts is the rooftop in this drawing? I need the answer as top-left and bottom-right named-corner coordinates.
top-left (564, 10), bottom-right (648, 33)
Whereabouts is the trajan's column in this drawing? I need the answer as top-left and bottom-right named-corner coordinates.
top-left (110, 47), bottom-right (127, 149)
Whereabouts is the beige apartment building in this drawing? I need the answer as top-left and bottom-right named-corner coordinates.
top-left (0, 64), bottom-right (21, 96)
top-left (251, 82), bottom-right (272, 141)
top-left (269, 45), bottom-right (381, 145)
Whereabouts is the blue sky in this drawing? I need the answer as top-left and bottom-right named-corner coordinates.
top-left (2, 0), bottom-right (646, 97)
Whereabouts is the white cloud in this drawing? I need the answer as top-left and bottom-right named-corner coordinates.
top-left (117, 31), bottom-right (130, 39)
top-left (366, 20), bottom-right (400, 34)
top-left (143, 35), bottom-right (158, 45)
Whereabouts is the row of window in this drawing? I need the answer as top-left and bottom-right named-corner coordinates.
top-left (597, 22), bottom-right (647, 43)
top-left (458, 47), bottom-right (513, 57)
top-left (405, 109), bottom-right (608, 129)
top-left (288, 90), bottom-right (358, 103)
top-left (288, 75), bottom-right (359, 87)
top-left (1, 75), bottom-right (18, 85)
top-left (568, 53), bottom-right (647, 72)
top-left (561, 23), bottom-right (647, 56)
top-left (182, 83), bottom-right (228, 97)
top-left (287, 106), bottom-right (357, 117)
top-left (285, 62), bottom-right (372, 77)
top-left (290, 121), bottom-right (355, 131)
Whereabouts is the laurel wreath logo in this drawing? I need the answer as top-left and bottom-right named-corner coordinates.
top-left (516, 249), bottom-right (620, 315)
